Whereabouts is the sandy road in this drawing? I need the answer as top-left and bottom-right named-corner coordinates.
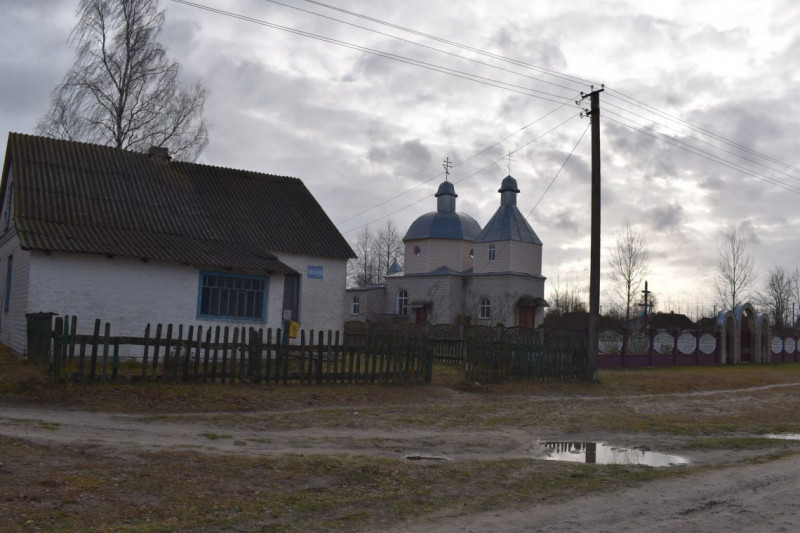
top-left (389, 453), bottom-right (800, 532)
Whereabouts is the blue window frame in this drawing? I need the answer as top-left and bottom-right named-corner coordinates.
top-left (198, 271), bottom-right (268, 321)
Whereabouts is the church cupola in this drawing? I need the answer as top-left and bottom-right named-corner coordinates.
top-left (499, 175), bottom-right (519, 206)
top-left (435, 180), bottom-right (457, 212)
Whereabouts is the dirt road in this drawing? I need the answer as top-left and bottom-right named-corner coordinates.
top-left (3, 398), bottom-right (800, 532)
top-left (392, 455), bottom-right (800, 532)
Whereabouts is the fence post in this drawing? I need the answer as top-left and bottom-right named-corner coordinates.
top-left (89, 319), bottom-right (101, 382)
top-left (51, 316), bottom-right (64, 379)
top-left (141, 324), bottom-right (151, 381)
top-left (101, 322), bottom-right (111, 381)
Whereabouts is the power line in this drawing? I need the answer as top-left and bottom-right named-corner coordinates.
top-left (603, 99), bottom-right (800, 185)
top-left (264, 0), bottom-right (585, 95)
top-left (305, 1), bottom-right (800, 185)
top-left (340, 112), bottom-right (583, 236)
top-left (604, 111), bottom-right (800, 195)
top-left (171, 1), bottom-right (582, 106)
top-left (334, 99), bottom-right (579, 227)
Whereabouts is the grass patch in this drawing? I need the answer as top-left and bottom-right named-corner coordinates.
top-left (198, 432), bottom-right (232, 440)
top-left (0, 438), bottom-right (700, 533)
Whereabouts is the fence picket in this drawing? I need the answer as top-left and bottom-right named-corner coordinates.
top-left (101, 322), bottom-right (111, 381)
top-left (151, 324), bottom-right (163, 381)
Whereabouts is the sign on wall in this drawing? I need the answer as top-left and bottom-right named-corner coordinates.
top-left (307, 266), bottom-right (323, 279)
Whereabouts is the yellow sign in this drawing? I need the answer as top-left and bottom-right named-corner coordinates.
top-left (288, 321), bottom-right (300, 339)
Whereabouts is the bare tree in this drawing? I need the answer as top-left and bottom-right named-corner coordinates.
top-left (548, 263), bottom-right (587, 316)
top-left (714, 225), bottom-right (758, 310)
top-left (37, 0), bottom-right (208, 161)
top-left (373, 220), bottom-right (404, 280)
top-left (607, 219), bottom-right (649, 322)
top-left (348, 226), bottom-right (378, 287)
top-left (757, 265), bottom-right (795, 328)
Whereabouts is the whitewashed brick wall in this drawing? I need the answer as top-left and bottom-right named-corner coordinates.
top-left (7, 250), bottom-right (347, 355)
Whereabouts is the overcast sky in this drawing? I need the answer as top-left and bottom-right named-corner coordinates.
top-left (2, 0), bottom-right (799, 317)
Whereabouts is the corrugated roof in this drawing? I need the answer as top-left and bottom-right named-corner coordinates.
top-left (2, 133), bottom-right (355, 273)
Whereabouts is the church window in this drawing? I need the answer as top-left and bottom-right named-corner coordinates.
top-left (396, 289), bottom-right (408, 316)
top-left (414, 246), bottom-right (421, 256)
top-left (479, 297), bottom-right (491, 319)
top-left (351, 295), bottom-right (360, 315)
top-left (469, 248), bottom-right (474, 259)
top-left (488, 244), bottom-right (496, 261)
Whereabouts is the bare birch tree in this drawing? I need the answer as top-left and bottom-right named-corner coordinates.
top-left (714, 226), bottom-right (757, 310)
top-left (348, 226), bottom-right (378, 287)
top-left (607, 219), bottom-right (649, 322)
top-left (37, 0), bottom-right (208, 161)
top-left (374, 220), bottom-right (404, 279)
top-left (757, 265), bottom-right (795, 328)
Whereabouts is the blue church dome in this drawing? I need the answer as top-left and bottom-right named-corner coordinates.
top-left (404, 180), bottom-right (482, 241)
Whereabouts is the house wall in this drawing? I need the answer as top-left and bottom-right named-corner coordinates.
top-left (18, 251), bottom-right (346, 354)
top-left (0, 231), bottom-right (31, 354)
top-left (277, 253), bottom-right (348, 332)
top-left (345, 287), bottom-right (386, 322)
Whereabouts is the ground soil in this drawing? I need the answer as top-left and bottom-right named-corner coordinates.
top-left (3, 361), bottom-right (800, 531)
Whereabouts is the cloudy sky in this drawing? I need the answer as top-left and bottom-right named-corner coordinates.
top-left (2, 0), bottom-right (799, 318)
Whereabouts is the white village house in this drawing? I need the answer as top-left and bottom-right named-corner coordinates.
top-left (347, 175), bottom-right (548, 327)
top-left (0, 133), bottom-right (355, 356)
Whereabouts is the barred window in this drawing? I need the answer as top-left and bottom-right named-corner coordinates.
top-left (198, 271), bottom-right (268, 321)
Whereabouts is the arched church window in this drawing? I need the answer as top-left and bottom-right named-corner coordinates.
top-left (396, 289), bottom-right (408, 316)
top-left (488, 244), bottom-right (496, 261)
top-left (479, 297), bottom-right (491, 319)
top-left (414, 246), bottom-right (421, 256)
top-left (351, 295), bottom-right (360, 315)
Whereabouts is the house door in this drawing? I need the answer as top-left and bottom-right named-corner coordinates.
top-left (282, 274), bottom-right (300, 322)
top-left (414, 306), bottom-right (427, 324)
top-left (518, 306), bottom-right (536, 327)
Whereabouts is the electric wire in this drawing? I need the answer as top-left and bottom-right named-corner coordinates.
top-left (265, 0), bottom-right (585, 95)
top-left (340, 112), bottom-right (583, 236)
top-left (334, 99), bottom-right (579, 227)
top-left (603, 99), bottom-right (800, 185)
top-left (171, 1), bottom-right (582, 106)
top-left (306, 1), bottom-right (800, 183)
top-left (604, 112), bottom-right (800, 195)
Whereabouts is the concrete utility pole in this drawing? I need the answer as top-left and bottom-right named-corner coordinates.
top-left (582, 85), bottom-right (603, 381)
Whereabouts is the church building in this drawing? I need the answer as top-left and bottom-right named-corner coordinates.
top-left (346, 173), bottom-right (548, 327)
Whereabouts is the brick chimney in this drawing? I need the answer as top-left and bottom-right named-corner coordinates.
top-left (147, 146), bottom-right (171, 163)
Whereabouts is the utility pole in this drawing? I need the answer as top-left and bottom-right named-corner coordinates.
top-left (582, 85), bottom-right (603, 381)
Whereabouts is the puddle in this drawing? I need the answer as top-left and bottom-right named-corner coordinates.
top-left (535, 441), bottom-right (689, 467)
top-left (764, 433), bottom-right (800, 441)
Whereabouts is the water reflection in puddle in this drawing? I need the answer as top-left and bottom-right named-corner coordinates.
top-left (764, 433), bottom-right (800, 440)
top-left (536, 441), bottom-right (689, 467)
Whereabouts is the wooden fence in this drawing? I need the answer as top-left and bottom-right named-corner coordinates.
top-left (345, 321), bottom-right (586, 382)
top-left (464, 326), bottom-right (585, 382)
top-left (49, 316), bottom-right (432, 386)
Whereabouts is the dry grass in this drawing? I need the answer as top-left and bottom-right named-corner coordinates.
top-left (4, 346), bottom-right (800, 531)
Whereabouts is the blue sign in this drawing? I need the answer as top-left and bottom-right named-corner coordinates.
top-left (307, 265), bottom-right (323, 279)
